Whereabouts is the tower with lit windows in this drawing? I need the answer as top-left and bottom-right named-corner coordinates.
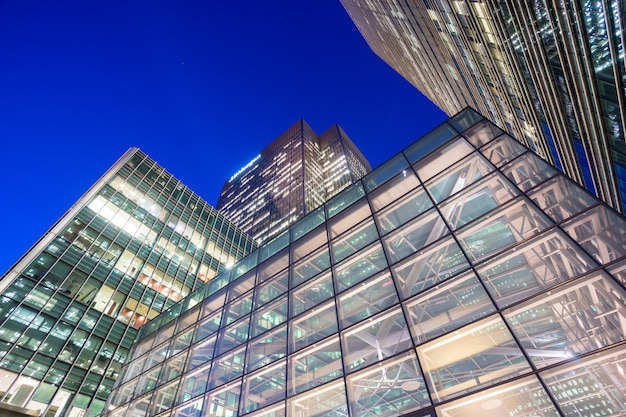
top-left (340, 0), bottom-right (626, 214)
top-left (217, 120), bottom-right (371, 245)
top-left (104, 109), bottom-right (626, 417)
top-left (0, 148), bottom-right (256, 417)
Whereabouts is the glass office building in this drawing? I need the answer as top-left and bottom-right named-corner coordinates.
top-left (103, 109), bottom-right (626, 417)
top-left (217, 120), bottom-right (371, 245)
top-left (340, 0), bottom-right (626, 214)
top-left (0, 148), bottom-right (257, 417)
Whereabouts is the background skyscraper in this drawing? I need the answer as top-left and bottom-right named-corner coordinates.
top-left (0, 148), bottom-right (256, 417)
top-left (340, 0), bottom-right (626, 213)
top-left (217, 120), bottom-right (371, 244)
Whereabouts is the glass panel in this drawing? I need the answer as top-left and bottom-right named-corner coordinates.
top-left (413, 137), bottom-right (473, 181)
top-left (540, 346), bottom-right (626, 416)
top-left (404, 272), bottom-right (496, 344)
top-left (258, 231), bottom-right (289, 263)
top-left (256, 248), bottom-right (288, 283)
top-left (562, 204), bottom-right (626, 264)
top-left (426, 153), bottom-right (495, 203)
top-left (288, 380), bottom-right (348, 417)
top-left (529, 174), bottom-right (597, 222)
top-left (292, 206), bottom-right (325, 242)
top-left (292, 225), bottom-right (327, 262)
top-left (417, 316), bottom-right (531, 402)
top-left (456, 197), bottom-right (553, 263)
top-left (346, 352), bottom-right (430, 417)
top-left (246, 324), bottom-right (287, 372)
top-left (290, 299), bottom-right (338, 353)
top-left (328, 199), bottom-right (371, 238)
top-left (404, 123), bottom-right (459, 164)
top-left (201, 290), bottom-right (226, 319)
top-left (251, 294), bottom-right (288, 337)
top-left (477, 229), bottom-right (596, 307)
top-left (449, 108), bottom-right (483, 131)
top-left (223, 292), bottom-right (252, 326)
top-left (375, 186), bottom-right (433, 235)
top-left (215, 317), bottom-right (250, 356)
top-left (436, 376), bottom-right (559, 417)
top-left (331, 220), bottom-right (379, 262)
top-left (178, 362), bottom-right (210, 404)
top-left (334, 242), bottom-right (387, 292)
top-left (504, 272), bottom-right (626, 368)
top-left (363, 154), bottom-right (409, 192)
top-left (439, 172), bottom-right (519, 229)
top-left (173, 398), bottom-right (203, 417)
top-left (342, 307), bottom-right (412, 373)
top-left (289, 336), bottom-right (343, 395)
top-left (607, 257), bottom-right (626, 287)
top-left (255, 269), bottom-right (288, 307)
top-left (383, 208), bottom-right (449, 263)
top-left (391, 236), bottom-right (470, 300)
top-left (158, 352), bottom-right (187, 385)
top-left (208, 347), bottom-right (245, 389)
top-left (291, 246), bottom-right (330, 287)
top-left (194, 310), bottom-right (222, 343)
top-left (291, 271), bottom-right (333, 317)
top-left (242, 360), bottom-right (286, 414)
top-left (368, 168), bottom-right (420, 211)
top-left (227, 272), bottom-right (255, 302)
top-left (461, 118), bottom-right (503, 147)
top-left (337, 271), bottom-right (399, 329)
top-left (479, 135), bottom-right (527, 167)
top-left (187, 334), bottom-right (216, 370)
top-left (325, 182), bottom-right (365, 218)
top-left (205, 379), bottom-right (241, 417)
top-left (502, 152), bottom-right (559, 191)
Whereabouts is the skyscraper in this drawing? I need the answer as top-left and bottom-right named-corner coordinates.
top-left (216, 120), bottom-right (371, 245)
top-left (103, 108), bottom-right (626, 417)
top-left (0, 148), bottom-right (256, 417)
top-left (339, 0), bottom-right (626, 214)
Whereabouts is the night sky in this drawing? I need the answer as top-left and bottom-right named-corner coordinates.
top-left (0, 1), bottom-right (446, 274)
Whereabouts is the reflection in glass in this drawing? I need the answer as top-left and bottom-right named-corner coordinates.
top-left (375, 187), bottom-right (433, 235)
top-left (334, 243), bottom-right (387, 292)
top-left (242, 360), bottom-right (286, 414)
top-left (289, 336), bottom-right (343, 395)
top-left (337, 271), bottom-right (399, 329)
top-left (247, 325), bottom-right (287, 372)
top-left (288, 380), bottom-right (348, 417)
top-left (426, 152), bottom-right (495, 203)
top-left (529, 174), bottom-right (597, 222)
top-left (479, 135), bottom-right (527, 167)
top-left (290, 299), bottom-right (337, 353)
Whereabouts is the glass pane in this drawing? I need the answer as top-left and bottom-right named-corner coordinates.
top-left (363, 153), bottom-right (410, 192)
top-left (292, 225), bottom-right (327, 262)
top-left (504, 272), bottom-right (626, 368)
top-left (215, 318), bottom-right (250, 356)
top-left (461, 118), bottom-right (503, 147)
top-left (449, 108), bottom-right (483, 131)
top-left (291, 271), bottom-right (334, 317)
top-left (391, 236), bottom-right (470, 300)
top-left (375, 187), bottom-right (433, 235)
top-left (290, 299), bottom-right (338, 353)
top-left (436, 376), bottom-right (559, 417)
top-left (328, 199), bottom-right (371, 238)
top-left (205, 379), bottom-right (241, 417)
top-left (255, 270), bottom-right (288, 307)
top-left (173, 398), bottom-right (203, 417)
top-left (246, 324), bottom-right (287, 372)
top-left (562, 204), bottom-right (626, 264)
top-left (417, 316), bottom-right (531, 402)
top-left (208, 347), bottom-right (245, 389)
top-left (439, 172), bottom-right (519, 229)
top-left (368, 168), bottom-right (420, 211)
top-left (346, 352), bottom-right (430, 417)
top-left (331, 220), bottom-right (379, 263)
top-left (288, 380), bottom-right (348, 417)
top-left (334, 243), bottom-right (388, 292)
top-left (289, 336), bottom-right (343, 395)
top-left (325, 182), bottom-right (365, 218)
top-left (291, 246), bottom-right (330, 288)
top-left (426, 153), bottom-right (495, 203)
top-left (404, 123), bottom-right (459, 164)
top-left (529, 174), bottom-right (597, 222)
top-left (194, 310), bottom-right (222, 343)
top-left (292, 206), bottom-right (325, 242)
top-left (187, 334), bottom-right (216, 370)
top-left (158, 352), bottom-right (186, 385)
top-left (477, 229), bottom-right (596, 307)
top-left (242, 360), bottom-right (286, 414)
top-left (252, 295), bottom-right (288, 337)
top-left (383, 208), bottom-right (449, 263)
top-left (178, 363), bottom-right (210, 404)
top-left (404, 272), bottom-right (496, 344)
top-left (342, 307), bottom-right (412, 373)
top-left (337, 271), bottom-right (399, 329)
top-left (479, 135), bottom-right (527, 167)
top-left (540, 346), bottom-right (626, 416)
top-left (413, 137), bottom-right (473, 181)
top-left (257, 249), bottom-right (288, 283)
top-left (502, 152), bottom-right (558, 191)
top-left (607, 257), bottom-right (626, 287)
top-left (456, 197), bottom-right (553, 263)
top-left (258, 232), bottom-right (289, 263)
top-left (223, 292), bottom-right (252, 326)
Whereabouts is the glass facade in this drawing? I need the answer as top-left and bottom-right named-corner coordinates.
top-left (340, 0), bottom-right (626, 214)
top-left (104, 109), bottom-right (626, 417)
top-left (0, 148), bottom-right (257, 417)
top-left (217, 120), bottom-right (371, 245)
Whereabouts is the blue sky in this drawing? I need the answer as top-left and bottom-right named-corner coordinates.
top-left (0, 1), bottom-right (446, 273)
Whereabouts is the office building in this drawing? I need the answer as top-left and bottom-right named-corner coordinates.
top-left (0, 148), bottom-right (257, 417)
top-left (217, 120), bottom-right (371, 244)
top-left (102, 108), bottom-right (626, 417)
top-left (340, 0), bottom-right (626, 213)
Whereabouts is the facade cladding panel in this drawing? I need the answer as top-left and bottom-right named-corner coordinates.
top-left (217, 120), bottom-right (371, 245)
top-left (339, 0), bottom-right (626, 214)
top-left (0, 148), bottom-right (257, 417)
top-left (103, 109), bottom-right (626, 417)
